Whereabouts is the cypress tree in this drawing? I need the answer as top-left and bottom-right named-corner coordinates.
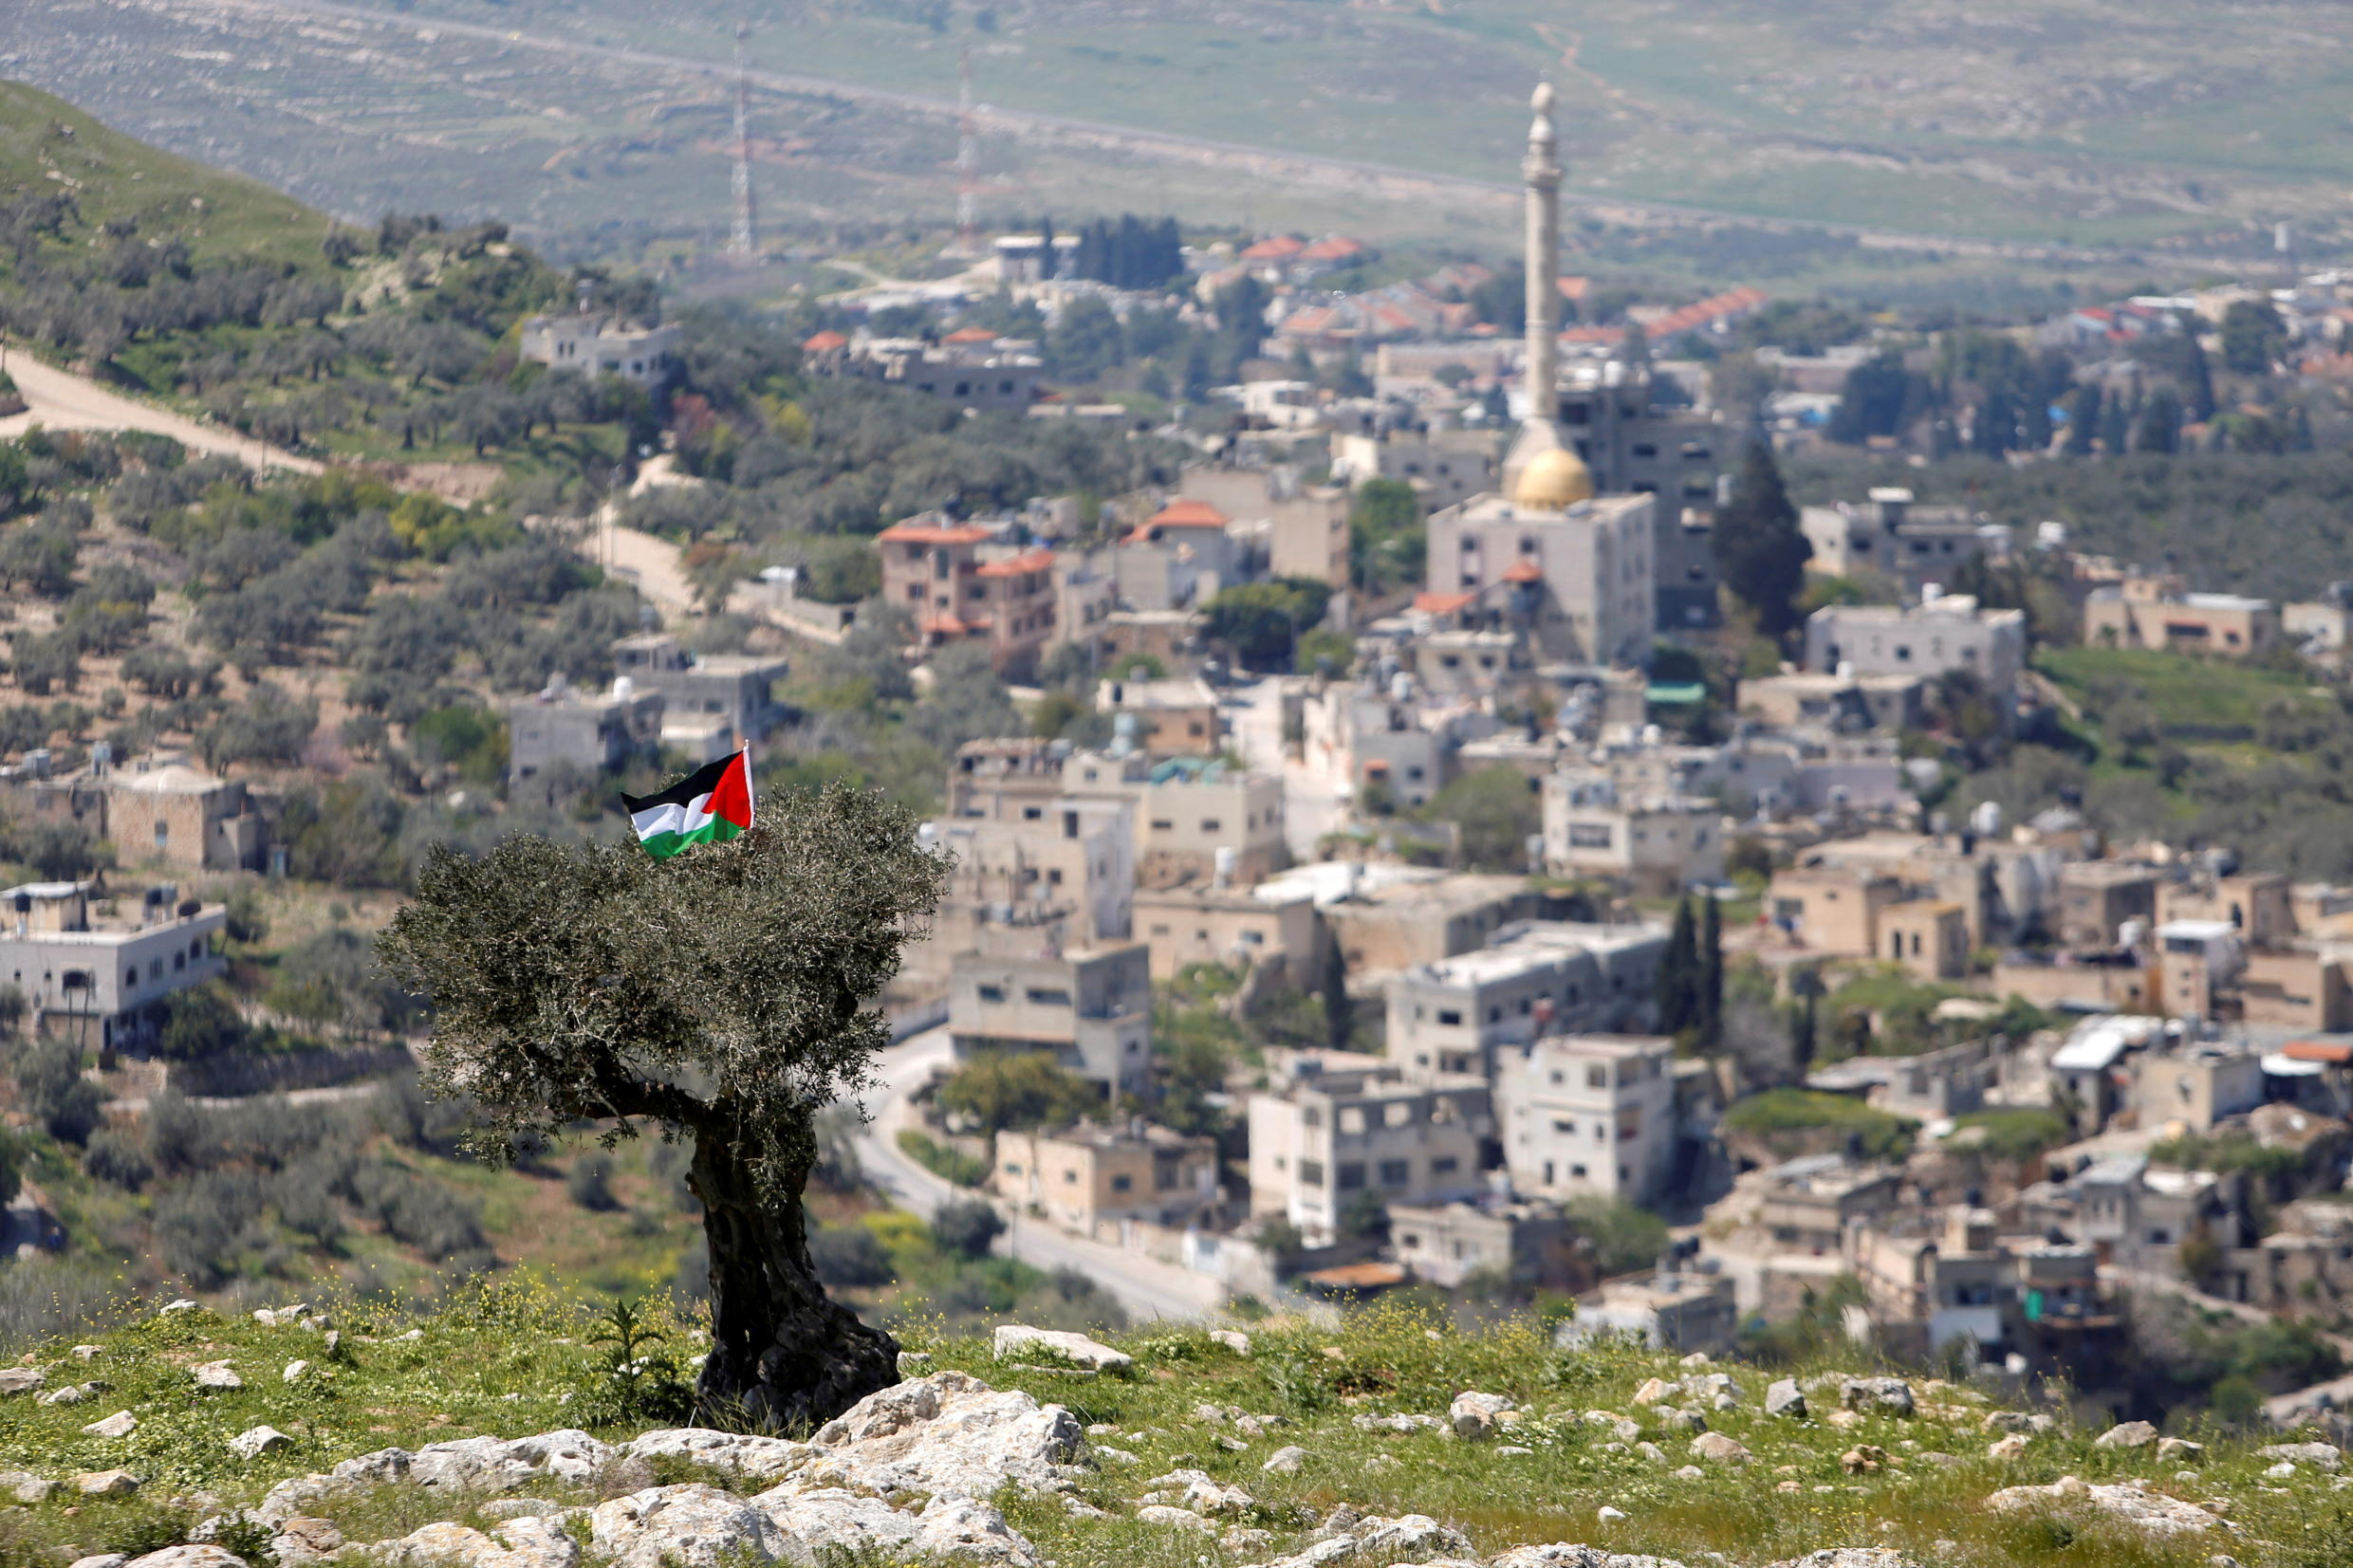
top-left (1037, 213), bottom-right (1057, 280)
top-left (1713, 441), bottom-right (1811, 639)
top-left (1792, 991), bottom-right (1817, 1071)
top-left (1656, 895), bottom-right (1696, 1036)
top-left (1697, 894), bottom-right (1724, 1050)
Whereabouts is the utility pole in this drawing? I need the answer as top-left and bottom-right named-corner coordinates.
top-left (728, 20), bottom-right (757, 261)
top-left (954, 45), bottom-right (979, 257)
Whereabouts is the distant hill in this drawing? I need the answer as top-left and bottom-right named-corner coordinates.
top-left (0, 80), bottom-right (328, 272)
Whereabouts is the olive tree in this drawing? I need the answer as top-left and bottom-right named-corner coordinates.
top-left (378, 784), bottom-right (951, 1429)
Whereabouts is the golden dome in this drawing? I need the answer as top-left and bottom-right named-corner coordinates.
top-left (1512, 445), bottom-right (1594, 509)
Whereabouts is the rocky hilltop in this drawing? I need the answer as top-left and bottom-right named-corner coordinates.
top-left (0, 1293), bottom-right (2340, 1568)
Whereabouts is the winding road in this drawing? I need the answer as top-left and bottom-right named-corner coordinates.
top-left (852, 1026), bottom-right (1228, 1324)
top-left (0, 352), bottom-right (321, 472)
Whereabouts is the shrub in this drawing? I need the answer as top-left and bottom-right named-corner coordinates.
top-left (83, 1128), bottom-right (153, 1191)
top-left (809, 1224), bottom-right (897, 1290)
top-left (932, 1197), bottom-right (1007, 1261)
top-left (935, 1052), bottom-right (1098, 1134)
top-left (565, 1151), bottom-right (621, 1211)
top-left (895, 1128), bottom-right (987, 1187)
top-left (11, 1036), bottom-right (103, 1145)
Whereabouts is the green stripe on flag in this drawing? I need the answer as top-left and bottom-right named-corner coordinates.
top-left (637, 816), bottom-right (748, 860)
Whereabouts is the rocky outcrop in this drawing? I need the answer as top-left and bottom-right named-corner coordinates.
top-left (1985, 1476), bottom-right (2220, 1536)
top-left (803, 1370), bottom-right (1083, 1500)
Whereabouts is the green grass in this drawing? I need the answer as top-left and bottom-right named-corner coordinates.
top-left (2036, 647), bottom-right (2330, 742)
top-left (0, 1299), bottom-right (2339, 1568)
top-left (1721, 1089), bottom-right (1915, 1161)
top-left (0, 81), bottom-right (328, 273)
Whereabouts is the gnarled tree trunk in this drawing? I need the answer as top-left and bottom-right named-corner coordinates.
top-left (688, 1119), bottom-right (898, 1431)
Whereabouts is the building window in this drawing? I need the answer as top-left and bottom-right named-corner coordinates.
top-left (1586, 1065), bottom-right (1608, 1089)
top-left (1430, 1156), bottom-right (1458, 1175)
top-left (1436, 1009), bottom-right (1462, 1026)
top-left (1200, 820), bottom-right (1221, 834)
top-left (153, 821), bottom-right (169, 849)
top-left (1299, 1160), bottom-right (1325, 1186)
top-left (1026, 988), bottom-right (1071, 1006)
top-left (977, 985), bottom-right (1006, 1003)
top-left (1336, 1163), bottom-right (1365, 1190)
top-left (1110, 1174), bottom-right (1132, 1191)
top-left (1378, 1159), bottom-right (1410, 1188)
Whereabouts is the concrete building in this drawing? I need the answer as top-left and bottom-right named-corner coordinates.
top-left (1799, 490), bottom-right (2007, 592)
top-left (518, 312), bottom-right (680, 387)
top-left (1096, 678), bottom-right (1224, 757)
top-left (932, 797), bottom-right (1136, 951)
top-left (1804, 595), bottom-right (2028, 693)
top-left (2133, 1041), bottom-right (2266, 1136)
top-left (1386, 921), bottom-right (1667, 1079)
top-left (2083, 574), bottom-right (2279, 658)
top-left (1735, 672), bottom-right (1929, 734)
top-left (1247, 1056), bottom-right (1490, 1244)
top-left (1257, 862), bottom-right (1540, 977)
top-left (1176, 466), bottom-right (1353, 591)
top-left (507, 676), bottom-right (663, 784)
top-left (1879, 899), bottom-right (1972, 981)
top-left (1422, 488), bottom-right (1657, 668)
top-left (2158, 870), bottom-right (2294, 949)
top-left (2057, 861), bottom-right (2159, 950)
top-left (2240, 949), bottom-right (2353, 1032)
top-left (609, 633), bottom-right (790, 743)
top-left (1561, 1265), bottom-right (1737, 1354)
top-left (0, 879), bottom-right (227, 1051)
top-left (804, 334), bottom-right (1043, 415)
top-left (990, 233), bottom-right (1081, 284)
top-left (992, 1120), bottom-right (1219, 1233)
top-left (947, 942), bottom-right (1153, 1098)
top-left (105, 763), bottom-right (267, 874)
top-left (1496, 1034), bottom-right (1679, 1206)
top-left (876, 516), bottom-right (1060, 680)
top-left (1541, 767), bottom-right (1722, 895)
top-left (1115, 499), bottom-right (1252, 613)
top-left (1766, 864), bottom-right (1910, 956)
top-left (1135, 881), bottom-right (1319, 983)
top-left (1390, 1199), bottom-right (1576, 1289)
top-left (1330, 428), bottom-right (1502, 513)
top-left (1124, 755), bottom-right (1288, 889)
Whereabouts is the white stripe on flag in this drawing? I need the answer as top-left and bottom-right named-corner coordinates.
top-left (631, 789), bottom-right (716, 840)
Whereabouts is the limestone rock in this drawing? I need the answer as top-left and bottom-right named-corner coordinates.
top-left (1211, 1331), bottom-right (1252, 1356)
top-left (1763, 1554), bottom-right (1925, 1568)
top-left (2158, 1437), bottom-right (2206, 1463)
top-left (1353, 1515), bottom-right (1476, 1560)
top-left (1354, 1412), bottom-right (1445, 1435)
top-left (592, 1484), bottom-right (784, 1568)
top-left (1489, 1546), bottom-right (1693, 1568)
top-left (268, 1520), bottom-right (344, 1568)
top-left (122, 1550), bottom-right (247, 1568)
top-left (1631, 1378), bottom-right (1672, 1407)
top-left (283, 1362), bottom-right (311, 1384)
top-left (230, 1427), bottom-right (292, 1461)
top-left (1690, 1432), bottom-right (1750, 1466)
top-left (69, 1556), bottom-right (129, 1568)
top-left (2095, 1421), bottom-right (2158, 1449)
top-left (1136, 1505), bottom-right (1214, 1532)
top-left (1987, 1435), bottom-right (2029, 1462)
top-left (622, 1430), bottom-right (813, 1484)
top-left (2258, 1441), bottom-right (2344, 1471)
top-left (803, 1371), bottom-right (1082, 1500)
top-left (410, 1431), bottom-right (614, 1491)
top-left (1985, 1477), bottom-right (2220, 1536)
top-left (0, 1469), bottom-right (52, 1503)
top-left (1982, 1411), bottom-right (2032, 1433)
top-left (760, 1488), bottom-right (1033, 1566)
top-left (41, 1383), bottom-right (97, 1406)
top-left (1449, 1391), bottom-right (1518, 1439)
top-left (1766, 1379), bottom-right (1806, 1420)
top-left (74, 1468), bottom-right (140, 1495)
top-left (193, 1361), bottom-right (244, 1391)
top-left (83, 1411), bottom-right (139, 1438)
top-left (0, 1369), bottom-right (44, 1395)
top-left (1840, 1378), bottom-right (1914, 1417)
top-left (990, 1325), bottom-right (1131, 1373)
top-left (1263, 1446), bottom-right (1308, 1475)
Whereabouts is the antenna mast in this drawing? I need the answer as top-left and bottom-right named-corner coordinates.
top-left (729, 20), bottom-right (757, 260)
top-left (954, 45), bottom-right (979, 256)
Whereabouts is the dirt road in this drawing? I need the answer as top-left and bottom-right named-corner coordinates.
top-left (0, 352), bottom-right (322, 472)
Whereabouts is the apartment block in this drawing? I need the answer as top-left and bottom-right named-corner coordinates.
top-left (1385, 921), bottom-right (1667, 1079)
top-left (0, 880), bottom-right (227, 1051)
top-left (947, 942), bottom-right (1153, 1098)
top-left (1495, 1034), bottom-right (1679, 1207)
top-left (1541, 768), bottom-right (1722, 895)
top-left (993, 1121), bottom-right (1219, 1233)
top-left (1247, 1058), bottom-right (1490, 1244)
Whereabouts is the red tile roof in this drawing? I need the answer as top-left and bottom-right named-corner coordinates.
top-left (942, 326), bottom-right (998, 344)
top-left (1414, 591), bottom-right (1476, 615)
top-left (1241, 235), bottom-right (1306, 262)
top-left (878, 519), bottom-right (991, 544)
top-left (1146, 499), bottom-right (1232, 529)
top-left (974, 548), bottom-right (1055, 579)
top-left (1502, 559), bottom-right (1545, 584)
top-left (802, 330), bottom-right (849, 353)
top-left (1300, 235), bottom-right (1367, 263)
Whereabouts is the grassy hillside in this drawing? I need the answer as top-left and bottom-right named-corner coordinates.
top-left (0, 1299), bottom-right (2339, 1568)
top-left (0, 81), bottom-right (328, 273)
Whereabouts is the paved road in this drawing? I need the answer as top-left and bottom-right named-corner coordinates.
top-left (853, 1027), bottom-right (1229, 1324)
top-left (0, 353), bottom-right (322, 472)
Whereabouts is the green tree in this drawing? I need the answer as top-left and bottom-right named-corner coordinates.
top-left (376, 783), bottom-right (953, 1429)
top-left (1348, 479), bottom-right (1425, 596)
top-left (1418, 766), bottom-right (1540, 872)
top-left (1655, 895), bottom-right (1697, 1036)
top-left (1697, 894), bottom-right (1724, 1050)
top-left (1712, 442), bottom-right (1810, 638)
top-left (935, 1051), bottom-right (1099, 1134)
top-left (1199, 577), bottom-right (1333, 672)
top-left (2219, 300), bottom-right (2287, 378)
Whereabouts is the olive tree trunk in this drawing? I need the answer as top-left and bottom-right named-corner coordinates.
top-left (687, 1123), bottom-right (898, 1430)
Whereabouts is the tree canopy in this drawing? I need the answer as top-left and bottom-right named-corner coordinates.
top-left (377, 784), bottom-right (952, 1428)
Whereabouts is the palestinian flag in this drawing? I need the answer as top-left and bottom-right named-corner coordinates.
top-left (621, 749), bottom-right (754, 859)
